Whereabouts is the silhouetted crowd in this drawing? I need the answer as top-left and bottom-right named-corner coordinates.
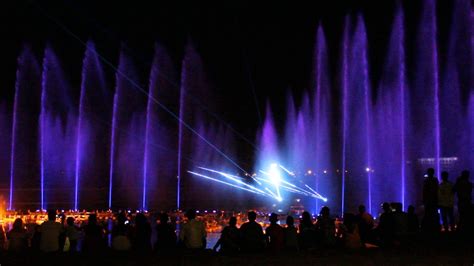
top-left (0, 168), bottom-right (472, 255)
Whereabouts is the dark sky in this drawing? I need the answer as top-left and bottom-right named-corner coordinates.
top-left (0, 0), bottom-right (457, 148)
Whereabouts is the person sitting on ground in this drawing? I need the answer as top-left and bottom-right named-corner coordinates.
top-left (213, 216), bottom-right (240, 253)
top-left (65, 217), bottom-right (80, 253)
top-left (40, 210), bottom-right (64, 253)
top-left (391, 202), bottom-right (408, 244)
top-left (406, 205), bottom-right (419, 234)
top-left (7, 218), bottom-right (29, 253)
top-left (356, 205), bottom-right (374, 244)
top-left (378, 202), bottom-right (395, 247)
top-left (265, 213), bottom-right (285, 252)
top-left (155, 213), bottom-right (177, 252)
top-left (298, 211), bottom-right (315, 250)
top-left (315, 206), bottom-right (336, 247)
top-left (438, 171), bottom-right (455, 232)
top-left (284, 216), bottom-right (298, 251)
top-left (82, 214), bottom-right (106, 253)
top-left (179, 209), bottom-right (207, 249)
top-left (240, 211), bottom-right (265, 253)
top-left (132, 213), bottom-right (152, 253)
top-left (340, 213), bottom-right (363, 249)
top-left (112, 212), bottom-right (131, 251)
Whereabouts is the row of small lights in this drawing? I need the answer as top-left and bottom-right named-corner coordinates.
top-left (241, 168), bottom-right (376, 177)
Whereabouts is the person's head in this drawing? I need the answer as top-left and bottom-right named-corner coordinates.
top-left (441, 171), bottom-right (449, 182)
top-left (343, 213), bottom-right (355, 226)
top-left (286, 216), bottom-right (294, 227)
top-left (248, 211), bottom-right (257, 222)
top-left (320, 206), bottom-right (330, 217)
top-left (159, 213), bottom-right (169, 224)
top-left (358, 205), bottom-right (366, 214)
top-left (407, 205), bottom-right (415, 214)
top-left (427, 168), bottom-right (435, 177)
top-left (117, 212), bottom-right (127, 225)
top-left (47, 209), bottom-right (56, 221)
top-left (382, 202), bottom-right (391, 213)
top-left (88, 214), bottom-right (97, 225)
top-left (394, 202), bottom-right (403, 212)
top-left (302, 211), bottom-right (311, 223)
top-left (66, 217), bottom-right (75, 226)
top-left (229, 217), bottom-right (237, 227)
top-left (269, 213), bottom-right (278, 224)
top-left (135, 213), bottom-right (147, 226)
top-left (13, 218), bottom-right (23, 231)
top-left (186, 209), bottom-right (196, 220)
top-left (461, 170), bottom-right (470, 180)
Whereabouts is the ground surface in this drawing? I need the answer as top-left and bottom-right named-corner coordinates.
top-left (1, 235), bottom-right (473, 265)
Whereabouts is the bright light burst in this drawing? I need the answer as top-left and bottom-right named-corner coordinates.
top-left (188, 163), bottom-right (328, 203)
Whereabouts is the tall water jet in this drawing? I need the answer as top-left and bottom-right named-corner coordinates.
top-left (340, 15), bottom-right (350, 215)
top-left (344, 15), bottom-right (373, 214)
top-left (108, 76), bottom-right (119, 209)
top-left (375, 4), bottom-right (409, 208)
top-left (440, 0), bottom-right (471, 173)
top-left (9, 73), bottom-right (19, 210)
top-left (75, 41), bottom-right (109, 210)
top-left (415, 0), bottom-right (441, 179)
top-left (40, 46), bottom-right (76, 210)
top-left (147, 44), bottom-right (177, 210)
top-left (9, 46), bottom-right (41, 210)
top-left (313, 24), bottom-right (331, 213)
top-left (176, 53), bottom-right (186, 210)
top-left (40, 68), bottom-right (46, 211)
top-left (114, 50), bottom-right (146, 209)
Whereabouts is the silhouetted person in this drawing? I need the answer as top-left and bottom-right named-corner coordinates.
top-left (406, 205), bottom-right (419, 240)
top-left (155, 213), bottom-right (176, 252)
top-left (298, 211), bottom-right (315, 250)
top-left (82, 214), bottom-right (106, 253)
top-left (284, 216), bottom-right (298, 251)
top-left (58, 213), bottom-right (67, 251)
top-left (391, 202), bottom-right (408, 244)
top-left (0, 224), bottom-right (6, 252)
top-left (240, 211), bottom-right (265, 252)
top-left (213, 217), bottom-right (240, 253)
top-left (315, 206), bottom-right (336, 247)
top-left (132, 213), bottom-right (152, 253)
top-left (30, 224), bottom-right (41, 252)
top-left (356, 205), bottom-right (374, 243)
top-left (265, 213), bottom-right (284, 252)
top-left (438, 171), bottom-right (454, 232)
top-left (422, 168), bottom-right (440, 234)
top-left (378, 202), bottom-right (395, 247)
top-left (453, 170), bottom-right (472, 233)
top-left (340, 213), bottom-right (362, 249)
top-left (65, 217), bottom-right (80, 253)
top-left (112, 212), bottom-right (131, 251)
top-left (179, 209), bottom-right (206, 249)
top-left (40, 210), bottom-right (63, 253)
top-left (7, 218), bottom-right (28, 253)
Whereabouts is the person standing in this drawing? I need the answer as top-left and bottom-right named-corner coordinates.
top-left (265, 213), bottom-right (284, 252)
top-left (422, 168), bottom-right (439, 234)
top-left (179, 210), bottom-right (207, 250)
top-left (40, 210), bottom-right (64, 253)
top-left (240, 211), bottom-right (265, 253)
top-left (438, 171), bottom-right (455, 232)
top-left (213, 216), bottom-right (240, 253)
top-left (453, 170), bottom-right (472, 233)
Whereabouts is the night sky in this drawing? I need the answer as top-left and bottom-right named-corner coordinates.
top-left (0, 0), bottom-right (459, 164)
